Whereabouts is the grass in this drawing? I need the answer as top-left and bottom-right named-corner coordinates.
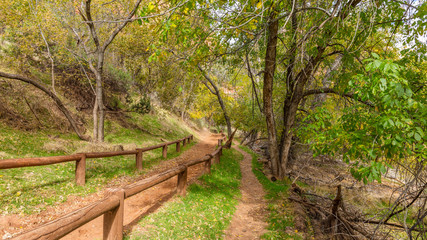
top-left (0, 111), bottom-right (195, 215)
top-left (239, 145), bottom-right (306, 240)
top-left (126, 148), bottom-right (242, 240)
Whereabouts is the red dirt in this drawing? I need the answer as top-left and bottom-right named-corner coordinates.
top-left (1, 130), bottom-right (221, 239)
top-left (224, 146), bottom-right (268, 240)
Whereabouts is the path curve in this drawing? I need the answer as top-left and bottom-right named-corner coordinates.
top-left (224, 146), bottom-right (268, 239)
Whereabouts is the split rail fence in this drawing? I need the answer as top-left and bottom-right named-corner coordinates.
top-left (7, 135), bottom-right (229, 240)
top-left (0, 135), bottom-right (193, 186)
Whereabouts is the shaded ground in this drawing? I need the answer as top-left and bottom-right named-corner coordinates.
top-left (1, 130), bottom-right (222, 239)
top-left (224, 146), bottom-right (268, 240)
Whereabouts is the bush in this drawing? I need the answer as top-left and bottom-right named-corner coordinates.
top-left (131, 96), bottom-right (151, 114)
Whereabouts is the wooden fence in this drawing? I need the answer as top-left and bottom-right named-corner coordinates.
top-left (0, 135), bottom-right (193, 186)
top-left (11, 136), bottom-right (229, 240)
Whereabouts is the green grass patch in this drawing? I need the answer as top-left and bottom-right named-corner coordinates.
top-left (0, 111), bottom-right (195, 215)
top-left (127, 148), bottom-right (242, 240)
top-left (239, 146), bottom-right (305, 240)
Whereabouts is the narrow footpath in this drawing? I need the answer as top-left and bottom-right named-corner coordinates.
top-left (225, 146), bottom-right (268, 239)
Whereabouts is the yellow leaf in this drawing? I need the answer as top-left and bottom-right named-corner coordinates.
top-left (16, 191), bottom-right (21, 196)
top-left (256, 1), bottom-right (262, 9)
top-left (148, 2), bottom-right (155, 11)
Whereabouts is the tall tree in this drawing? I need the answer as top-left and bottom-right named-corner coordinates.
top-left (68, 0), bottom-right (144, 142)
top-left (255, 0), bottom-right (424, 178)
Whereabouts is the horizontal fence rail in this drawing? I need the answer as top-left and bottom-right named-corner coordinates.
top-left (13, 194), bottom-right (122, 240)
top-left (11, 134), bottom-right (231, 240)
top-left (0, 135), bottom-right (193, 185)
top-left (13, 134), bottom-right (232, 240)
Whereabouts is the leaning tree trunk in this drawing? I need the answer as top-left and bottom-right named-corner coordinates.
top-left (197, 64), bottom-right (232, 138)
top-left (279, 48), bottom-right (326, 176)
top-left (278, 9), bottom-right (298, 178)
top-left (279, 97), bottom-right (300, 177)
top-left (262, 11), bottom-right (281, 177)
top-left (0, 71), bottom-right (88, 141)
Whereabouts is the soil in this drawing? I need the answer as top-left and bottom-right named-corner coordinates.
top-left (1, 130), bottom-right (222, 239)
top-left (224, 146), bottom-right (268, 240)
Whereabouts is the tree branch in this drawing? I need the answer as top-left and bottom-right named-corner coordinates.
top-left (83, 0), bottom-right (100, 49)
top-left (297, 7), bottom-right (331, 17)
top-left (302, 88), bottom-right (374, 107)
top-left (245, 52), bottom-right (263, 113)
top-left (101, 0), bottom-right (144, 51)
top-left (197, 63), bottom-right (217, 95)
top-left (0, 71), bottom-right (88, 141)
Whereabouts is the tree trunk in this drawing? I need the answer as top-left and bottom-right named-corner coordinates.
top-left (278, 9), bottom-right (298, 178)
top-left (240, 129), bottom-right (254, 145)
top-left (0, 71), bottom-right (88, 141)
top-left (279, 49), bottom-right (326, 175)
top-left (262, 11), bottom-right (280, 177)
top-left (311, 54), bottom-right (343, 108)
top-left (279, 98), bottom-right (300, 177)
top-left (95, 69), bottom-right (104, 142)
top-left (197, 64), bottom-right (232, 138)
top-left (93, 97), bottom-right (98, 141)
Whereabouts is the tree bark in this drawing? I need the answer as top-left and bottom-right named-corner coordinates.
top-left (311, 54), bottom-right (342, 108)
top-left (279, 48), bottom-right (326, 176)
top-left (95, 53), bottom-right (105, 142)
top-left (262, 11), bottom-right (280, 177)
top-left (93, 97), bottom-right (98, 141)
top-left (0, 71), bottom-right (88, 140)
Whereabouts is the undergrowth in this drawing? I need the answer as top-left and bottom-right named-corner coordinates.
top-left (127, 148), bottom-right (242, 240)
top-left (0, 112), bottom-right (194, 215)
top-left (239, 146), bottom-right (306, 240)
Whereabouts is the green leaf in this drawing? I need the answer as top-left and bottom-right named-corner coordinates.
top-left (371, 52), bottom-right (380, 59)
top-left (414, 133), bottom-right (421, 141)
top-left (416, 127), bottom-right (424, 137)
top-left (380, 164), bottom-right (386, 174)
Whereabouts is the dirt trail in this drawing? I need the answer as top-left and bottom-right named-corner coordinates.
top-left (2, 130), bottom-right (221, 240)
top-left (224, 146), bottom-right (268, 240)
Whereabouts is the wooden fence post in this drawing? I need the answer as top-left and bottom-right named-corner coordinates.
top-left (204, 158), bottom-right (211, 174)
top-left (103, 189), bottom-right (124, 240)
top-left (176, 142), bottom-right (181, 153)
top-left (75, 153), bottom-right (86, 186)
top-left (177, 167), bottom-right (188, 196)
top-left (162, 145), bottom-right (168, 159)
top-left (182, 138), bottom-right (187, 147)
top-left (188, 136), bottom-right (191, 144)
top-left (136, 149), bottom-right (143, 171)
